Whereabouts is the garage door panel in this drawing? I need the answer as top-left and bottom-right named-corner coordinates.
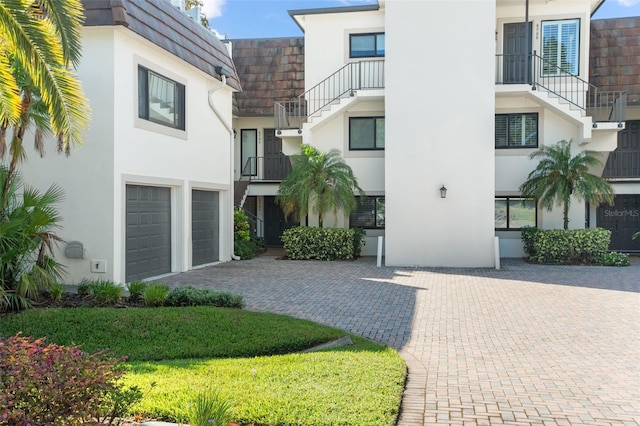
top-left (192, 190), bottom-right (219, 266)
top-left (597, 194), bottom-right (640, 253)
top-left (126, 185), bottom-right (171, 281)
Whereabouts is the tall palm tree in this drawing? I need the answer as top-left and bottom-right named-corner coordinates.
top-left (520, 139), bottom-right (614, 229)
top-left (277, 144), bottom-right (364, 228)
top-left (0, 0), bottom-right (89, 197)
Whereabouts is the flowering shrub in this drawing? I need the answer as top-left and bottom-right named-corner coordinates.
top-left (599, 252), bottom-right (630, 267)
top-left (0, 334), bottom-right (135, 425)
top-left (521, 227), bottom-right (611, 264)
top-left (281, 227), bottom-right (366, 260)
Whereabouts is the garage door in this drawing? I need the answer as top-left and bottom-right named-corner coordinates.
top-left (596, 194), bottom-right (640, 253)
top-left (126, 185), bottom-right (171, 281)
top-left (192, 190), bottom-right (219, 266)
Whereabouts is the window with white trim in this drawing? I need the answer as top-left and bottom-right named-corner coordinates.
top-left (350, 196), bottom-right (385, 229)
top-left (495, 197), bottom-right (536, 230)
top-left (541, 19), bottom-right (579, 76)
top-left (138, 66), bottom-right (185, 130)
top-left (350, 33), bottom-right (385, 58)
top-left (241, 129), bottom-right (257, 176)
top-left (495, 113), bottom-right (538, 148)
top-left (350, 117), bottom-right (385, 150)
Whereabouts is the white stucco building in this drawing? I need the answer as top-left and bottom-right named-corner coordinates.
top-left (232, 0), bottom-right (626, 266)
top-left (15, 0), bottom-right (241, 283)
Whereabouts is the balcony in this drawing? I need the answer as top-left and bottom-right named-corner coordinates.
top-left (603, 151), bottom-right (640, 179)
top-left (495, 52), bottom-right (626, 126)
top-left (275, 60), bottom-right (385, 133)
top-left (240, 155), bottom-right (292, 182)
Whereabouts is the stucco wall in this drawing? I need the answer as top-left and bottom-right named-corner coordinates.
top-left (16, 26), bottom-right (234, 284)
top-left (384, 0), bottom-right (496, 267)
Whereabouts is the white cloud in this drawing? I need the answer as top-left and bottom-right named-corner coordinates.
top-left (616, 0), bottom-right (640, 6)
top-left (201, 0), bottom-right (226, 18)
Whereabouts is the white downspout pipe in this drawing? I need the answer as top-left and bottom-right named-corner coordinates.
top-left (208, 75), bottom-right (241, 260)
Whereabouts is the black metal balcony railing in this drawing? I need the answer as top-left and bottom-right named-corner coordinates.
top-left (603, 151), bottom-right (640, 179)
top-left (275, 60), bottom-right (385, 131)
top-left (241, 155), bottom-right (292, 181)
top-left (495, 52), bottom-right (626, 125)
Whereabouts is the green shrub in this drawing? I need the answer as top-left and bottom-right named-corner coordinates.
top-left (599, 252), bottom-right (630, 267)
top-left (78, 279), bottom-right (124, 305)
top-left (184, 388), bottom-right (234, 426)
top-left (0, 334), bottom-right (139, 425)
top-left (522, 227), bottom-right (611, 264)
top-left (281, 226), bottom-right (366, 260)
top-left (0, 167), bottom-right (66, 312)
top-left (126, 280), bottom-right (147, 302)
top-left (520, 226), bottom-right (540, 258)
top-left (234, 208), bottom-right (251, 242)
top-left (48, 283), bottom-right (66, 302)
top-left (234, 239), bottom-right (257, 260)
top-left (143, 284), bottom-right (170, 306)
top-left (167, 286), bottom-right (244, 309)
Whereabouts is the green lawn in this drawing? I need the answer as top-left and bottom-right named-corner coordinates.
top-left (0, 307), bottom-right (406, 425)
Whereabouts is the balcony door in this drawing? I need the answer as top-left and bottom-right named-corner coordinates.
top-left (264, 129), bottom-right (290, 180)
top-left (503, 22), bottom-right (532, 84)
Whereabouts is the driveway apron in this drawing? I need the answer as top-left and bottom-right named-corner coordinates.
top-left (160, 256), bottom-right (640, 425)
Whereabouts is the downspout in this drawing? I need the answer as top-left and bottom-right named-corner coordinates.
top-left (208, 75), bottom-right (241, 260)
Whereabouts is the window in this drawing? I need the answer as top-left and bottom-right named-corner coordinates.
top-left (138, 66), bottom-right (185, 130)
top-left (350, 117), bottom-right (385, 150)
top-left (241, 129), bottom-right (257, 176)
top-left (495, 113), bottom-right (538, 148)
top-left (541, 19), bottom-right (579, 76)
top-left (350, 33), bottom-right (385, 58)
top-left (350, 196), bottom-right (385, 229)
top-left (495, 197), bottom-right (536, 230)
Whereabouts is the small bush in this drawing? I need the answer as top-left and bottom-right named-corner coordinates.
top-left (599, 252), bottom-right (630, 267)
top-left (143, 284), bottom-right (170, 306)
top-left (48, 283), bottom-right (66, 301)
top-left (79, 279), bottom-right (124, 305)
top-left (185, 388), bottom-right (234, 426)
top-left (234, 208), bottom-right (251, 242)
top-left (167, 286), bottom-right (244, 309)
top-left (281, 226), bottom-right (366, 260)
top-left (126, 281), bottom-right (147, 302)
top-left (522, 227), bottom-right (611, 264)
top-left (235, 239), bottom-right (257, 260)
top-left (0, 334), bottom-right (131, 426)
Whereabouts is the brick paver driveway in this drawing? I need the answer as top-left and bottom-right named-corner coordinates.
top-left (160, 256), bottom-right (640, 425)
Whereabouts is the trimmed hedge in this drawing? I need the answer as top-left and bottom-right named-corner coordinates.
top-left (521, 227), bottom-right (611, 264)
top-left (281, 227), bottom-right (366, 260)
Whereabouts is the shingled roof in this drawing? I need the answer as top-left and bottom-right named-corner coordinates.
top-left (231, 37), bottom-right (304, 117)
top-left (590, 17), bottom-right (640, 107)
top-left (82, 0), bottom-right (241, 91)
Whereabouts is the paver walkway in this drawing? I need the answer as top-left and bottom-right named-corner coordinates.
top-left (160, 256), bottom-right (640, 425)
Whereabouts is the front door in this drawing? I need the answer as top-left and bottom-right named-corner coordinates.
top-left (263, 129), bottom-right (291, 180)
top-left (264, 196), bottom-right (298, 247)
top-left (503, 22), bottom-right (532, 84)
top-left (596, 195), bottom-right (640, 253)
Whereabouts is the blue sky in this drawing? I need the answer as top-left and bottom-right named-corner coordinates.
top-left (202, 0), bottom-right (640, 39)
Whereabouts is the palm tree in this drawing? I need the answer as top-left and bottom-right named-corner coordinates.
top-left (0, 165), bottom-right (65, 311)
top-left (0, 0), bottom-right (89, 196)
top-left (520, 139), bottom-right (614, 229)
top-left (277, 144), bottom-right (364, 228)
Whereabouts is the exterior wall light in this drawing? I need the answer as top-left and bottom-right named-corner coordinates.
top-left (440, 185), bottom-right (447, 198)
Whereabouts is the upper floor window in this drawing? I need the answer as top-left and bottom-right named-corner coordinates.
top-left (350, 117), bottom-right (385, 150)
top-left (541, 19), bottom-right (579, 76)
top-left (350, 196), bottom-right (385, 229)
top-left (495, 197), bottom-right (536, 230)
top-left (495, 113), bottom-right (538, 148)
top-left (350, 33), bottom-right (385, 58)
top-left (138, 66), bottom-right (185, 130)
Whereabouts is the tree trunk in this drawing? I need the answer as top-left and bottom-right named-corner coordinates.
top-left (563, 198), bottom-right (569, 230)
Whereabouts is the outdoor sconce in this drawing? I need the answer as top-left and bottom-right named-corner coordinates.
top-left (440, 185), bottom-right (447, 198)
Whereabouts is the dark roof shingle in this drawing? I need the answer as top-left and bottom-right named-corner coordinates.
top-left (82, 0), bottom-right (241, 91)
top-left (231, 37), bottom-right (304, 116)
top-left (590, 17), bottom-right (640, 106)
